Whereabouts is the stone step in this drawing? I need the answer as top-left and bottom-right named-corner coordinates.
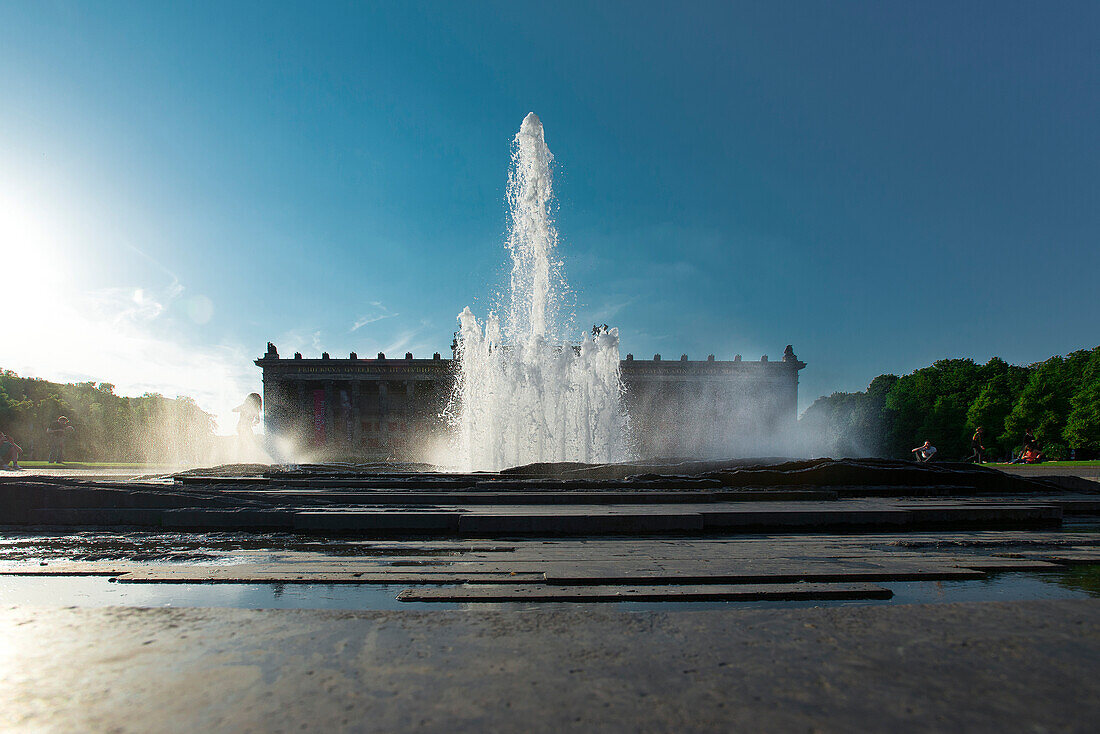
top-left (454, 511), bottom-right (705, 534)
top-left (224, 489), bottom-right (838, 505)
top-left (12, 501), bottom-right (1062, 534)
top-left (396, 582), bottom-right (894, 603)
top-left (294, 511), bottom-right (457, 532)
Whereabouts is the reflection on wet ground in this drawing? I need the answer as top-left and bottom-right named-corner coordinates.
top-left (1051, 563), bottom-right (1100, 596)
top-left (1, 570), bottom-right (1097, 612)
top-left (1, 525), bottom-right (1099, 610)
top-left (3, 525), bottom-right (1099, 563)
top-left (0, 529), bottom-right (477, 564)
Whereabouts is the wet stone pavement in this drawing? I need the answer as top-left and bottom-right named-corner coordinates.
top-left (1, 458), bottom-right (1099, 731)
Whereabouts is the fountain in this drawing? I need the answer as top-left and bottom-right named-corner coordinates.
top-left (448, 113), bottom-right (625, 471)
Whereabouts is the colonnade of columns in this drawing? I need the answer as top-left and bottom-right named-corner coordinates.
top-left (258, 360), bottom-right (802, 460)
top-left (266, 377), bottom-right (449, 458)
top-left (620, 376), bottom-right (798, 457)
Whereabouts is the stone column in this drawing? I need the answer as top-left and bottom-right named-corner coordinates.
top-left (378, 381), bottom-right (389, 452)
top-left (709, 380), bottom-right (722, 454)
top-left (296, 380), bottom-right (307, 444)
top-left (787, 368), bottom-right (800, 428)
top-left (351, 380), bottom-right (362, 449)
top-left (282, 380), bottom-right (296, 439)
top-left (323, 380), bottom-right (334, 448)
top-left (260, 375), bottom-right (273, 438)
top-left (264, 379), bottom-right (276, 435)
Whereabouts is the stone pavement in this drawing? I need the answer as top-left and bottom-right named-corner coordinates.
top-left (3, 530), bottom-right (1099, 602)
top-left (2, 458), bottom-right (1098, 731)
top-left (998, 463), bottom-right (1100, 482)
top-left (2, 600), bottom-right (1098, 732)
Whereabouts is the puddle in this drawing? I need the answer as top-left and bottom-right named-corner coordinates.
top-left (1, 568), bottom-right (1097, 612)
top-left (0, 576), bottom-right (458, 611)
top-left (3, 528), bottom-right (1099, 612)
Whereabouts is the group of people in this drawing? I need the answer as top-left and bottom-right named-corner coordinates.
top-left (910, 426), bottom-right (1045, 464)
top-left (0, 416), bottom-right (75, 470)
top-left (1009, 428), bottom-right (1044, 464)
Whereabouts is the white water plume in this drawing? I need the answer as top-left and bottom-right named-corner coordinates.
top-left (448, 113), bottom-right (625, 471)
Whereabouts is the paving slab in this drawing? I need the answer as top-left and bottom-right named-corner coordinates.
top-left (457, 510), bottom-right (706, 533)
top-left (5, 528), bottom-right (1092, 588)
top-left (293, 511), bottom-right (460, 532)
top-left (2, 601), bottom-right (1098, 732)
top-left (1, 464), bottom-right (1076, 538)
top-left (274, 500), bottom-right (1065, 536)
top-left (396, 582), bottom-right (893, 602)
top-left (544, 566), bottom-right (988, 584)
top-left (998, 464), bottom-right (1100, 479)
top-left (0, 566), bottom-right (122, 576)
top-left (112, 569), bottom-right (546, 585)
top-left (951, 558), bottom-right (1064, 572)
top-left (1025, 551), bottom-right (1100, 565)
top-left (218, 489), bottom-right (841, 504)
top-left (1053, 498), bottom-right (1100, 513)
top-left (700, 507), bottom-right (909, 528)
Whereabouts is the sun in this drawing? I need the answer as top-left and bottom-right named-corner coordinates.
top-left (0, 193), bottom-right (70, 284)
top-left (0, 193), bottom-right (75, 365)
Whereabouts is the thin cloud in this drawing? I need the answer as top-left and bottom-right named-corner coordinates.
top-left (589, 296), bottom-right (638, 321)
top-left (273, 329), bottom-right (326, 358)
top-left (382, 320), bottom-right (434, 356)
top-left (350, 301), bottom-right (398, 332)
top-left (123, 242), bottom-right (185, 287)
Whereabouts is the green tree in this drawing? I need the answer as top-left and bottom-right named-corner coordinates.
top-left (0, 369), bottom-right (218, 462)
top-left (799, 374), bottom-right (898, 458)
top-left (884, 359), bottom-right (982, 459)
top-left (1063, 350), bottom-right (1100, 453)
top-left (1004, 350), bottom-right (1094, 459)
top-left (966, 373), bottom-right (1014, 458)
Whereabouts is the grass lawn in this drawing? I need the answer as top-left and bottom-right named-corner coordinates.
top-left (986, 460), bottom-right (1100, 467)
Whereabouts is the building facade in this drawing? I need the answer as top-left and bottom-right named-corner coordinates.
top-left (255, 343), bottom-right (806, 460)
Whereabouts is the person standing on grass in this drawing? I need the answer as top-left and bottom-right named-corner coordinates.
top-left (0, 430), bottom-right (22, 470)
top-left (965, 427), bottom-right (986, 464)
top-left (47, 416), bottom-right (73, 464)
top-left (911, 440), bottom-right (937, 463)
top-left (1023, 428), bottom-right (1037, 451)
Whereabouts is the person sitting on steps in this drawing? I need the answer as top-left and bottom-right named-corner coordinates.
top-left (911, 440), bottom-right (937, 463)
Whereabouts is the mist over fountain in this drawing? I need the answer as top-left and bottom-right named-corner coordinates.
top-left (448, 113), bottom-right (625, 471)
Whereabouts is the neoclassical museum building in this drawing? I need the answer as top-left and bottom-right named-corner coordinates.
top-left (255, 342), bottom-right (806, 460)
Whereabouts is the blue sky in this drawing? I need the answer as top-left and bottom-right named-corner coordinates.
top-left (1, 1), bottom-right (1097, 427)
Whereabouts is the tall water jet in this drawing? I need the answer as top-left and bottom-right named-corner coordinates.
top-left (448, 113), bottom-right (624, 471)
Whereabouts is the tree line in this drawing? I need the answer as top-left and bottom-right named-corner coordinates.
top-left (0, 370), bottom-right (217, 463)
top-left (800, 347), bottom-right (1100, 461)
